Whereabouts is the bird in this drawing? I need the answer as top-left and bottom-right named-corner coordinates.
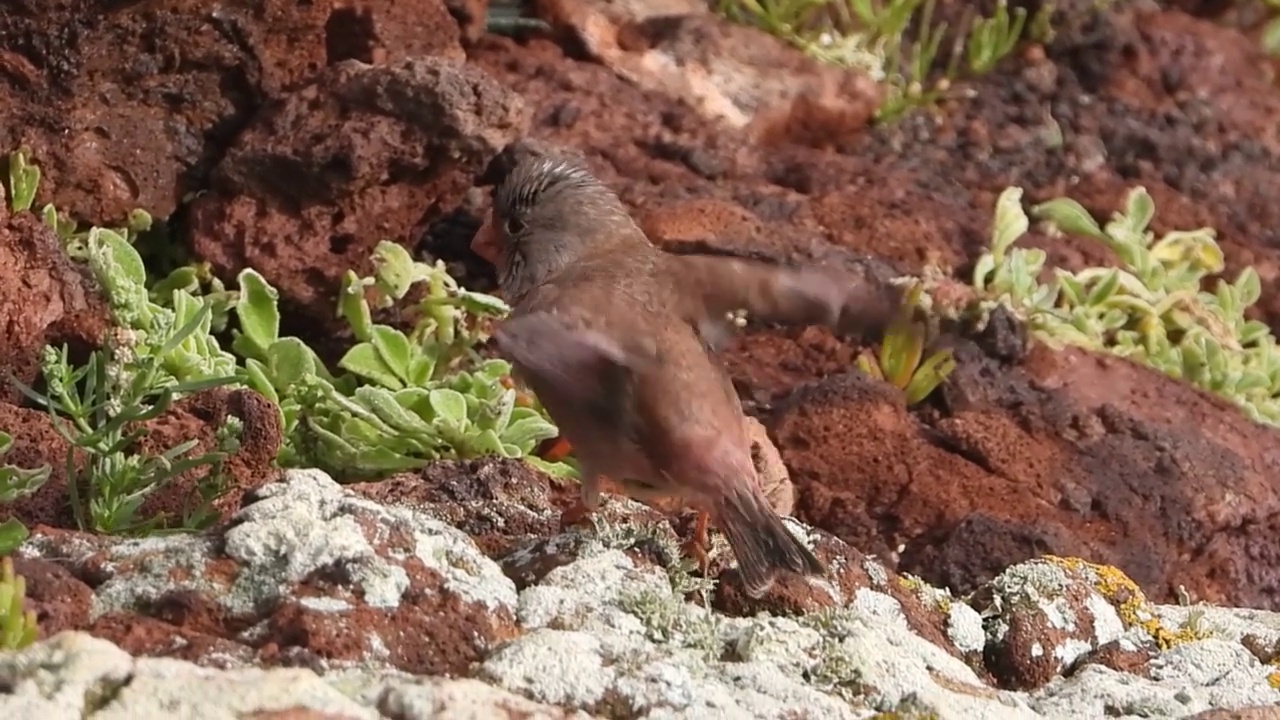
top-left (469, 151), bottom-right (889, 596)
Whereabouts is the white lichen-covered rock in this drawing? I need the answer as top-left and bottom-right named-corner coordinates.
top-left (35, 469), bottom-right (520, 675)
top-left (1030, 638), bottom-right (1279, 718)
top-left (483, 547), bottom-right (1040, 719)
top-left (9, 468), bottom-right (1280, 720)
top-left (0, 632), bottom-right (377, 719)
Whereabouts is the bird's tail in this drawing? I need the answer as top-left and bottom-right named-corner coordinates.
top-left (714, 486), bottom-right (826, 597)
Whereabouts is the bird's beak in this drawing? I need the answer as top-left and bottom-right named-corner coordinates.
top-left (471, 214), bottom-right (500, 265)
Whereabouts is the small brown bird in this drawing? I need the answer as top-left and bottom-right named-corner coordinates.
top-left (470, 153), bottom-right (885, 596)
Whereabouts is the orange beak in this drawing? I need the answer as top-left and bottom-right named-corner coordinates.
top-left (471, 213), bottom-right (500, 265)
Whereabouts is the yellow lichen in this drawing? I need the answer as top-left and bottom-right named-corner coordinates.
top-left (1043, 556), bottom-right (1212, 650)
top-left (897, 573), bottom-right (953, 614)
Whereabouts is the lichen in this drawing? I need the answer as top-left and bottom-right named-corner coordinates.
top-left (1044, 556), bottom-right (1214, 650)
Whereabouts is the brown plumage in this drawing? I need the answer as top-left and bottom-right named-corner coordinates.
top-left (471, 153), bottom-right (886, 596)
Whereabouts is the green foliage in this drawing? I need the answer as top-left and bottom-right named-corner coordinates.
top-left (948, 185), bottom-right (1280, 427)
top-left (4, 149), bottom-right (244, 535)
top-left (715, 0), bottom-right (1050, 123)
top-left (6, 148), bottom-right (40, 213)
top-left (965, 0), bottom-right (1029, 75)
top-left (1263, 0), bottom-right (1280, 56)
top-left (855, 282), bottom-right (956, 404)
top-left (0, 431), bottom-right (51, 555)
top-left (0, 557), bottom-right (38, 651)
top-left (4, 147), bottom-right (572, 541)
top-left (233, 241), bottom-right (573, 480)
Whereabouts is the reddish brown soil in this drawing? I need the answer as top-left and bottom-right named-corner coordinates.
top-left (2, 0), bottom-right (1280, 618)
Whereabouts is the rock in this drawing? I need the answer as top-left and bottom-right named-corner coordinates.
top-left (0, 210), bottom-right (109, 405)
top-left (17, 469), bottom-right (521, 675)
top-left (9, 469), bottom-right (1280, 718)
top-left (2, 386), bottom-right (283, 532)
top-left (765, 340), bottom-right (1280, 612)
top-left (373, 676), bottom-right (593, 719)
top-left (348, 457), bottom-right (566, 561)
top-left (0, 631), bottom-right (377, 719)
top-left (188, 56), bottom-right (528, 339)
top-left (0, 0), bottom-right (466, 224)
top-left (532, 0), bottom-right (881, 143)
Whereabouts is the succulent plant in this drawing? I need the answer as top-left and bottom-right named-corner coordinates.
top-left (0, 556), bottom-right (38, 651)
top-left (943, 185), bottom-right (1280, 427)
top-left (856, 281), bottom-right (956, 405)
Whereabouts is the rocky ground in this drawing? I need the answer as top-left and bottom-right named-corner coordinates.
top-left (2, 0), bottom-right (1280, 718)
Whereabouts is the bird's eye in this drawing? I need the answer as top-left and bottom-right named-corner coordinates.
top-left (504, 216), bottom-right (526, 235)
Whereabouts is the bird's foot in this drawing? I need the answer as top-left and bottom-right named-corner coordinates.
top-left (679, 510), bottom-right (712, 576)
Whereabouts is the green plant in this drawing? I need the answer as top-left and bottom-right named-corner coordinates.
top-left (7, 147), bottom-right (571, 508)
top-left (232, 241), bottom-right (573, 479)
top-left (931, 185), bottom-right (1280, 427)
top-left (856, 282), bottom-right (956, 404)
top-left (0, 557), bottom-right (38, 651)
top-left (5, 149), bottom-right (243, 535)
top-left (1263, 0), bottom-right (1280, 56)
top-left (0, 431), bottom-right (52, 556)
top-left (965, 0), bottom-right (1028, 75)
top-left (715, 0), bottom-right (1049, 123)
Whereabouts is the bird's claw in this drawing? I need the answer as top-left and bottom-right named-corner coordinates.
top-left (680, 510), bottom-right (712, 576)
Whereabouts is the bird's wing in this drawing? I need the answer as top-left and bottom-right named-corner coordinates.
top-left (493, 309), bottom-right (658, 431)
top-left (496, 308), bottom-right (660, 399)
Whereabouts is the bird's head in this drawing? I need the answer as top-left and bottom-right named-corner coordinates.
top-left (471, 154), bottom-right (637, 300)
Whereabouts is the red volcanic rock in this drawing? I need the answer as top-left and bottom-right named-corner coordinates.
top-left (188, 56), bottom-right (528, 342)
top-left (0, 210), bottom-right (109, 405)
top-left (0, 0), bottom-right (465, 225)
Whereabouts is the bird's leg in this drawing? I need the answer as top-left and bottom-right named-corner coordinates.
top-left (680, 510), bottom-right (712, 575)
top-left (559, 471), bottom-right (604, 531)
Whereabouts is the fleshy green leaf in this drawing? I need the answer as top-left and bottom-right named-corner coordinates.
top-left (337, 270), bottom-right (375, 342)
top-left (371, 241), bottom-right (419, 301)
top-left (370, 326), bottom-right (414, 383)
top-left (338, 343), bottom-right (404, 389)
top-left (1122, 187), bottom-right (1155, 235)
top-left (1234, 267), bottom-right (1262, 308)
top-left (354, 386), bottom-right (438, 438)
top-left (1085, 269), bottom-right (1121, 306)
top-left (0, 519), bottom-right (28, 556)
top-left (903, 349), bottom-right (955, 406)
top-left (457, 289), bottom-right (511, 317)
top-left (990, 187), bottom-right (1029, 259)
top-left (7, 149), bottom-right (40, 213)
top-left (267, 338), bottom-right (318, 387)
top-left (428, 388), bottom-right (469, 427)
top-left (501, 415), bottom-right (560, 454)
top-left (972, 254), bottom-right (998, 291)
top-left (1031, 197), bottom-right (1104, 239)
top-left (92, 227), bottom-right (147, 288)
top-left (233, 268), bottom-right (281, 361)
